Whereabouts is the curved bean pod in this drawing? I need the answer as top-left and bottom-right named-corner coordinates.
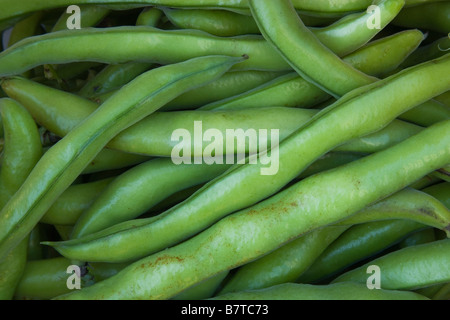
top-left (8, 12), bottom-right (43, 47)
top-left (219, 187), bottom-right (450, 293)
top-left (248, 0), bottom-right (377, 97)
top-left (298, 220), bottom-right (427, 284)
top-left (397, 228), bottom-right (436, 249)
top-left (44, 55), bottom-right (450, 263)
top-left (0, 55), bottom-right (244, 262)
top-left (14, 257), bottom-right (76, 300)
top-left (0, 26), bottom-right (289, 76)
top-left (398, 36), bottom-right (450, 70)
top-left (393, 2), bottom-right (450, 34)
top-left (53, 120), bottom-right (450, 298)
top-left (210, 283), bottom-right (429, 300)
top-left (71, 159), bottom-right (232, 238)
top-left (423, 182), bottom-right (450, 209)
top-left (0, 98), bottom-right (42, 300)
top-left (218, 226), bottom-right (349, 295)
top-left (40, 178), bottom-right (113, 226)
top-left (51, 5), bottom-right (111, 32)
top-left (332, 239), bottom-right (450, 290)
top-left (201, 30), bottom-right (424, 110)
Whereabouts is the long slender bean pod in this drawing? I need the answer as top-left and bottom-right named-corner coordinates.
top-left (54, 120), bottom-right (450, 299)
top-left (0, 55), bottom-right (244, 262)
top-left (0, 27), bottom-right (290, 76)
top-left (201, 30), bottom-right (424, 110)
top-left (393, 2), bottom-right (450, 34)
top-left (248, 0), bottom-right (377, 98)
top-left (44, 54), bottom-right (450, 263)
top-left (211, 283), bottom-right (429, 300)
top-left (332, 239), bottom-right (450, 290)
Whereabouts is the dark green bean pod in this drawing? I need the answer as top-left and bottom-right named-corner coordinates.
top-left (0, 55), bottom-right (244, 262)
top-left (397, 228), bottom-right (437, 249)
top-left (332, 239), bottom-right (450, 290)
top-left (393, 2), bottom-right (450, 34)
top-left (423, 182), bottom-right (450, 209)
top-left (298, 220), bottom-right (427, 284)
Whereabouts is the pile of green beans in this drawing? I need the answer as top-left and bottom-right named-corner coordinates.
top-left (0, 0), bottom-right (449, 302)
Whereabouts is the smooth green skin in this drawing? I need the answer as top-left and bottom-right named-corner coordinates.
top-left (399, 37), bottom-right (450, 70)
top-left (164, 8), bottom-right (260, 37)
top-left (87, 261), bottom-right (130, 283)
top-left (335, 188), bottom-right (450, 230)
top-left (54, 122), bottom-right (450, 299)
top-left (393, 2), bottom-right (450, 34)
top-left (0, 99), bottom-right (43, 208)
top-left (41, 178), bottom-right (113, 226)
top-left (0, 99), bottom-right (42, 300)
top-left (136, 7), bottom-right (163, 26)
top-left (423, 182), bottom-right (450, 209)
top-left (1, 79), bottom-right (423, 157)
top-left (79, 63), bottom-right (154, 98)
top-left (333, 239), bottom-right (450, 290)
top-left (172, 271), bottom-right (229, 300)
top-left (0, 239), bottom-right (28, 300)
top-left (51, 5), bottom-right (111, 32)
top-left (0, 26), bottom-right (290, 76)
top-left (78, 7), bottom-right (161, 99)
top-left (0, 55), bottom-right (243, 263)
top-left (397, 100), bottom-right (450, 127)
top-left (299, 220), bottom-right (427, 284)
top-left (398, 228), bottom-right (436, 249)
top-left (248, 0), bottom-right (377, 98)
top-left (79, 148), bottom-right (150, 174)
top-left (297, 152), bottom-right (363, 179)
top-left (435, 91), bottom-right (450, 107)
top-left (164, 70), bottom-right (286, 110)
top-left (219, 226), bottom-right (349, 295)
top-left (309, 0), bottom-right (406, 57)
top-left (71, 159), bottom-right (232, 238)
top-left (211, 282), bottom-right (429, 300)
top-left (8, 12), bottom-right (43, 47)
top-left (27, 226), bottom-right (44, 261)
top-left (221, 187), bottom-right (450, 293)
top-left (14, 257), bottom-right (74, 300)
top-left (45, 55), bottom-right (450, 263)
top-left (202, 30), bottom-right (425, 110)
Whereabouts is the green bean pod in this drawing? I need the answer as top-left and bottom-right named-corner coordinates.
top-left (249, 0), bottom-right (377, 98)
top-left (0, 99), bottom-right (42, 300)
top-left (335, 188), bottom-right (450, 229)
top-left (398, 37), bottom-right (450, 70)
top-left (298, 152), bottom-right (364, 180)
top-left (163, 70), bottom-right (286, 110)
top-left (53, 120), bottom-right (450, 299)
top-left (14, 257), bottom-right (76, 300)
top-left (435, 91), bottom-right (450, 107)
top-left (211, 283), bottom-right (429, 300)
top-left (172, 271), bottom-right (229, 300)
top-left (201, 30), bottom-right (425, 110)
top-left (398, 100), bottom-right (450, 127)
top-left (163, 8), bottom-right (260, 37)
top-left (79, 148), bottom-right (150, 174)
top-left (423, 182), bottom-right (450, 209)
top-left (51, 5), bottom-right (110, 32)
top-left (219, 187), bottom-right (450, 293)
top-left (397, 228), bottom-right (437, 249)
top-left (40, 178), bottom-right (113, 226)
top-left (393, 2), bottom-right (450, 34)
top-left (298, 220), bottom-right (427, 284)
top-left (332, 239), bottom-right (450, 290)
top-left (44, 54), bottom-right (450, 263)
top-left (8, 12), bottom-right (43, 47)
top-left (0, 55), bottom-right (244, 262)
top-left (0, 26), bottom-right (290, 76)
top-left (71, 159), bottom-right (232, 238)
top-left (218, 226), bottom-right (349, 295)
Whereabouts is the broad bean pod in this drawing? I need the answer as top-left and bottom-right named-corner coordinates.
top-left (332, 239), bottom-right (450, 290)
top-left (0, 55), bottom-right (244, 262)
top-left (44, 54), bottom-right (450, 263)
top-left (53, 120), bottom-right (450, 299)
